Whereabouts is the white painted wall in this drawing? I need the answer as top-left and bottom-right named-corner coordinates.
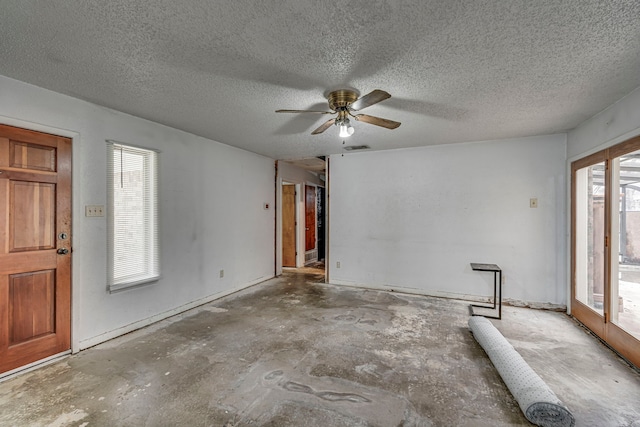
top-left (0, 75), bottom-right (275, 350)
top-left (567, 86), bottom-right (640, 160)
top-left (328, 135), bottom-right (567, 306)
top-left (278, 162), bottom-right (324, 187)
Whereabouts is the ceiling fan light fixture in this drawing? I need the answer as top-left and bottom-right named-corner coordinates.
top-left (338, 118), bottom-right (355, 138)
top-left (276, 89), bottom-right (400, 136)
top-left (338, 124), bottom-right (353, 138)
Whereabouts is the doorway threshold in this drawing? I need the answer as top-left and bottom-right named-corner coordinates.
top-left (0, 350), bottom-right (71, 382)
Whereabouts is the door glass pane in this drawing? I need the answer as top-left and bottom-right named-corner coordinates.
top-left (575, 162), bottom-right (605, 315)
top-left (612, 151), bottom-right (640, 340)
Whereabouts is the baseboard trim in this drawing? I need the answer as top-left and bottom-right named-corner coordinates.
top-left (78, 275), bottom-right (274, 351)
top-left (328, 280), bottom-right (566, 311)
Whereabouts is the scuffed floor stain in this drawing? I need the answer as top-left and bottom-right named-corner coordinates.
top-left (47, 409), bottom-right (88, 427)
top-left (1, 270), bottom-right (640, 426)
top-left (219, 359), bottom-right (431, 426)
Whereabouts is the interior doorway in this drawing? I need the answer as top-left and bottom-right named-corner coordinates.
top-left (277, 158), bottom-right (327, 279)
top-left (0, 124), bottom-right (72, 375)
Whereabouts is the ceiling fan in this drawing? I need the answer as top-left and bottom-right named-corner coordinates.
top-left (276, 89), bottom-right (401, 137)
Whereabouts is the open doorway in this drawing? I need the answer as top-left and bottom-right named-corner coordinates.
top-left (276, 158), bottom-right (327, 281)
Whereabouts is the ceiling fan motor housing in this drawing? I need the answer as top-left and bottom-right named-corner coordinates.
top-left (328, 89), bottom-right (359, 111)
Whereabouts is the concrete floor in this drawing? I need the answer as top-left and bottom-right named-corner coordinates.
top-left (1, 269), bottom-right (640, 426)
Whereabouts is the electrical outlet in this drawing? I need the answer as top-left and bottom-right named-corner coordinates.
top-left (530, 198), bottom-right (538, 208)
top-left (219, 269), bottom-right (224, 278)
top-left (336, 261), bottom-right (341, 269)
top-left (85, 205), bottom-right (104, 217)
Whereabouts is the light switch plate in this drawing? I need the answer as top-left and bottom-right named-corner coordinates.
top-left (85, 205), bottom-right (105, 217)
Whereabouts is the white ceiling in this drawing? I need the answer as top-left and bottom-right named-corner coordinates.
top-left (1, 1), bottom-right (639, 160)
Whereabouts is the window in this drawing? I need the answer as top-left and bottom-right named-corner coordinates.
top-left (107, 141), bottom-right (160, 292)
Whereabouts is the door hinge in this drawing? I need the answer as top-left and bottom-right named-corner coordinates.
top-left (605, 235), bottom-right (609, 247)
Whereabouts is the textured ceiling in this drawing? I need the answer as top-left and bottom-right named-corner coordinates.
top-left (1, 0), bottom-right (639, 160)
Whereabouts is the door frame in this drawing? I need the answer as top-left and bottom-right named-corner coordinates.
top-left (570, 134), bottom-right (640, 368)
top-left (275, 161), bottom-right (327, 276)
top-left (0, 116), bottom-right (80, 356)
top-left (276, 178), bottom-right (303, 272)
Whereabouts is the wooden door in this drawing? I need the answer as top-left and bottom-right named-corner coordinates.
top-left (305, 185), bottom-right (316, 251)
top-left (0, 124), bottom-right (72, 375)
top-left (316, 186), bottom-right (325, 260)
top-left (282, 185), bottom-right (296, 267)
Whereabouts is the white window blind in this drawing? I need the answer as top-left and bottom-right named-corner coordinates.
top-left (107, 141), bottom-right (160, 292)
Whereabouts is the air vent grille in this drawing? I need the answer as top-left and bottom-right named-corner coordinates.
top-left (343, 145), bottom-right (370, 151)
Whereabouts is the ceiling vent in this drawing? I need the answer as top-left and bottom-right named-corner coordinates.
top-left (343, 145), bottom-right (370, 151)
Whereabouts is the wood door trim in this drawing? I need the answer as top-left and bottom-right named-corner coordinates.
top-left (607, 323), bottom-right (640, 368)
top-left (572, 300), bottom-right (605, 338)
top-left (608, 134), bottom-right (640, 159)
top-left (571, 149), bottom-right (607, 173)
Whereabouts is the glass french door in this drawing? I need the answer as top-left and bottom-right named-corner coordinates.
top-left (572, 136), bottom-right (640, 368)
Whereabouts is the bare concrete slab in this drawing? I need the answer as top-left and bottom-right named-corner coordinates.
top-left (1, 270), bottom-right (639, 426)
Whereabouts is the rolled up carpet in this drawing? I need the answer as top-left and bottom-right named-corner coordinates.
top-left (468, 316), bottom-right (575, 427)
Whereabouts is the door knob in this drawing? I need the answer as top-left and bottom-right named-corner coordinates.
top-left (57, 248), bottom-right (69, 255)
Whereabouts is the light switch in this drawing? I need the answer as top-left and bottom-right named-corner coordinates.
top-left (85, 205), bottom-right (105, 217)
